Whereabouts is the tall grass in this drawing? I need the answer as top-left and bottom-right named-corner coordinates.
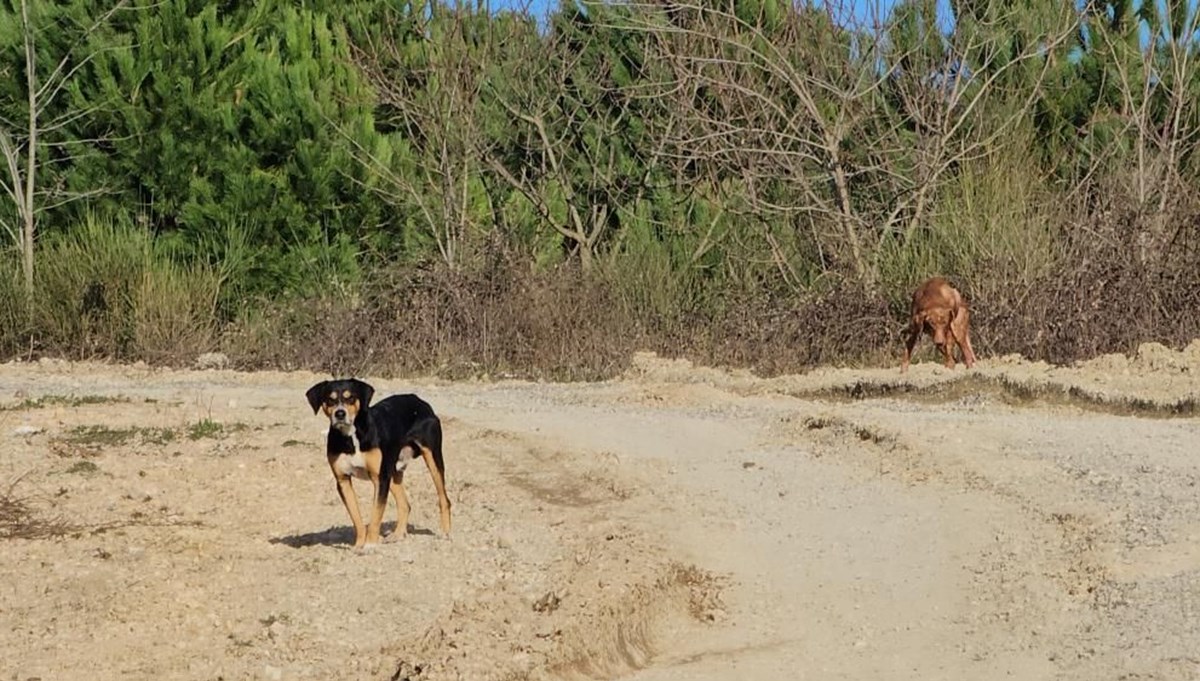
top-left (877, 158), bottom-right (1060, 298)
top-left (2, 166), bottom-right (1198, 376)
top-left (0, 256), bottom-right (24, 355)
top-left (0, 216), bottom-right (221, 362)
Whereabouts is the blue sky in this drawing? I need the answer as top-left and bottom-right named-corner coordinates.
top-left (816, 0), bottom-right (944, 28)
top-left (487, 0), bottom-right (937, 26)
top-left (485, 0), bottom-right (1199, 46)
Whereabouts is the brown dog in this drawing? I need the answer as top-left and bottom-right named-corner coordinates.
top-left (901, 277), bottom-right (977, 373)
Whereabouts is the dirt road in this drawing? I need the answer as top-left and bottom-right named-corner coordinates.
top-left (2, 343), bottom-right (1199, 680)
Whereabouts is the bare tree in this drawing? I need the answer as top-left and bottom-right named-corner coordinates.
top-left (345, 4), bottom-right (502, 269)
top-left (479, 5), bottom-right (674, 271)
top-left (1092, 3), bottom-right (1200, 267)
top-left (0, 0), bottom-right (129, 303)
top-left (617, 0), bottom-right (1077, 289)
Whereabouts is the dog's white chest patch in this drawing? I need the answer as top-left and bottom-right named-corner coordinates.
top-left (332, 451), bottom-right (370, 480)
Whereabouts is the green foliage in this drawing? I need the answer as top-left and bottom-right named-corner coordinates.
top-left (1, 0), bottom-right (1199, 369)
top-left (56, 0), bottom-right (382, 299)
top-left (876, 149), bottom-right (1059, 302)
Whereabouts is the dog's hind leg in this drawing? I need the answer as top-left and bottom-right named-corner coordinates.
top-left (952, 306), bottom-right (977, 368)
top-left (419, 444), bottom-right (452, 537)
top-left (388, 454), bottom-right (412, 541)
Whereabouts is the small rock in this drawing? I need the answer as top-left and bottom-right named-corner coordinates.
top-left (268, 621), bottom-right (286, 639)
top-left (12, 425), bottom-right (43, 436)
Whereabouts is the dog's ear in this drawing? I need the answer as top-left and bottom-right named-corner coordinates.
top-left (349, 379), bottom-right (375, 407)
top-left (305, 381), bottom-right (330, 414)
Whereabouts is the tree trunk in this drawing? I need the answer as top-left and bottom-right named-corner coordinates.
top-left (21, 0), bottom-right (37, 305)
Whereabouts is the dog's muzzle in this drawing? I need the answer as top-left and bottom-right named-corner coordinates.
top-left (331, 410), bottom-right (355, 436)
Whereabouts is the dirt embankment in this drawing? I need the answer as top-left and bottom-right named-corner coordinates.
top-left (2, 342), bottom-right (1199, 680)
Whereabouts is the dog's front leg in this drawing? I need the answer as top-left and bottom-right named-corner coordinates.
top-left (328, 454), bottom-right (367, 548)
top-left (335, 479), bottom-right (367, 548)
top-left (939, 337), bottom-right (957, 368)
top-left (363, 448), bottom-right (389, 546)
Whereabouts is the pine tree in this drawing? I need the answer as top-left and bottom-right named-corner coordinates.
top-left (68, 0), bottom-right (386, 299)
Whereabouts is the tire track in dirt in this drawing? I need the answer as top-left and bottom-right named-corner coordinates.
top-left (390, 420), bottom-right (725, 681)
top-left (754, 386), bottom-right (1200, 680)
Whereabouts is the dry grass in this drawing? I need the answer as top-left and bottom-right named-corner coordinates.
top-left (0, 476), bottom-right (74, 540)
top-left (223, 258), bottom-right (638, 380)
top-left (3, 194), bottom-right (1199, 379)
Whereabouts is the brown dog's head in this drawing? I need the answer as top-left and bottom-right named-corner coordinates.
top-left (920, 308), bottom-right (953, 346)
top-left (305, 378), bottom-right (375, 435)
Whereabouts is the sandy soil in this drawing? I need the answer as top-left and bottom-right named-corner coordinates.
top-left (2, 342), bottom-right (1199, 680)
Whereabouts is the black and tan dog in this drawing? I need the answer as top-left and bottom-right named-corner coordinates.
top-left (305, 378), bottom-right (451, 548)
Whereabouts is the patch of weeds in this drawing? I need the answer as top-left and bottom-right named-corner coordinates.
top-left (281, 439), bottom-right (306, 448)
top-left (141, 428), bottom-right (178, 445)
top-left (1, 394), bottom-right (128, 411)
top-left (64, 425), bottom-right (139, 447)
top-left (65, 461), bottom-right (101, 475)
top-left (801, 415), bottom-right (895, 446)
top-left (52, 425), bottom-right (179, 457)
top-left (803, 416), bottom-right (838, 430)
top-left (188, 418), bottom-right (223, 440)
top-left (1, 476), bottom-right (75, 539)
top-left (187, 419), bottom-right (247, 440)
